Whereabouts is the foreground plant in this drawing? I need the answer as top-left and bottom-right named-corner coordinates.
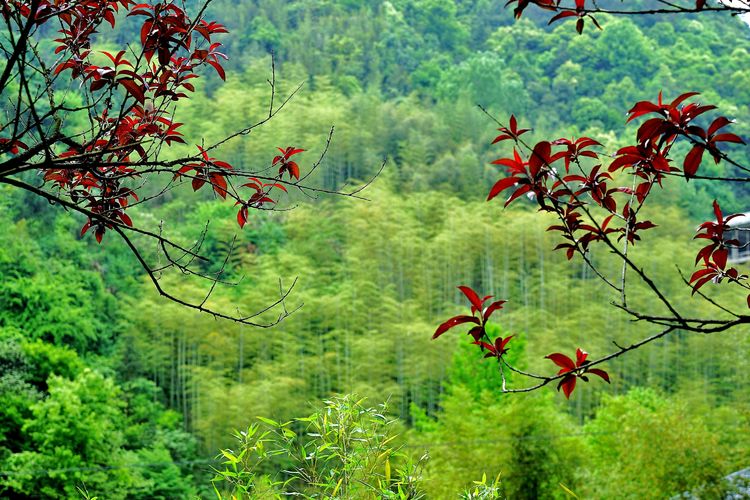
top-left (211, 395), bottom-right (428, 499)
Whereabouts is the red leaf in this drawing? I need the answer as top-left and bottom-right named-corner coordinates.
top-left (505, 184), bottom-right (531, 207)
top-left (683, 145), bottom-right (704, 179)
top-left (473, 341), bottom-right (495, 353)
top-left (713, 200), bottom-right (723, 225)
top-left (119, 212), bottom-right (133, 227)
top-left (670, 91), bottom-right (700, 108)
top-left (575, 348), bottom-right (588, 366)
top-left (237, 206), bottom-right (248, 228)
top-left (467, 326), bottom-right (484, 341)
top-left (211, 173), bottom-right (228, 199)
top-left (548, 10), bottom-right (577, 24)
top-left (713, 248), bottom-right (728, 270)
top-left (208, 60), bottom-right (226, 80)
top-left (558, 375), bottom-right (577, 399)
top-left (483, 300), bottom-right (506, 322)
top-left (288, 161), bottom-right (300, 180)
top-left (286, 147), bottom-right (305, 157)
top-left (487, 177), bottom-right (519, 201)
top-left (495, 335), bottom-right (513, 354)
top-left (119, 79), bottom-right (145, 103)
top-left (491, 157), bottom-right (522, 168)
top-left (627, 100), bottom-right (661, 123)
top-left (690, 272), bottom-right (718, 294)
top-left (546, 352), bottom-right (576, 372)
top-left (586, 368), bottom-right (610, 383)
top-left (192, 177), bottom-right (206, 191)
top-left (708, 116), bottom-right (732, 136)
top-left (528, 141), bottom-right (552, 176)
top-left (458, 285), bottom-right (483, 311)
top-left (433, 315), bottom-right (480, 339)
top-left (492, 134), bottom-right (512, 144)
top-left (695, 245), bottom-right (714, 265)
top-left (712, 133), bottom-right (745, 144)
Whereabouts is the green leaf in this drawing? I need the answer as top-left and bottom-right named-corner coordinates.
top-left (256, 416), bottom-right (279, 427)
top-left (559, 483), bottom-right (579, 498)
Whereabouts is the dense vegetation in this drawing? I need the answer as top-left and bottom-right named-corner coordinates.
top-left (1, 0), bottom-right (749, 497)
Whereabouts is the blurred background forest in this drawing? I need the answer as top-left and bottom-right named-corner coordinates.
top-left (1, 0), bottom-right (750, 497)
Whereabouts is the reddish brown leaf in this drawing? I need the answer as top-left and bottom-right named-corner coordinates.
top-left (81, 220), bottom-right (92, 236)
top-left (586, 368), bottom-right (610, 383)
top-left (458, 286), bottom-right (483, 311)
top-left (683, 145), bottom-right (704, 179)
top-left (192, 177), bottom-right (206, 191)
top-left (237, 206), bottom-right (248, 228)
top-left (505, 184), bottom-right (531, 207)
top-left (575, 348), bottom-right (588, 366)
top-left (546, 352), bottom-right (576, 372)
top-left (713, 248), bottom-right (728, 270)
top-left (467, 326), bottom-right (484, 342)
top-left (558, 375), bottom-right (577, 399)
top-left (483, 300), bottom-right (507, 322)
top-left (433, 315), bottom-right (480, 339)
top-left (712, 133), bottom-right (744, 144)
top-left (487, 177), bottom-right (519, 201)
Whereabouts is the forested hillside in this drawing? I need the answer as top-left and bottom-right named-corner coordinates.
top-left (1, 0), bottom-right (749, 498)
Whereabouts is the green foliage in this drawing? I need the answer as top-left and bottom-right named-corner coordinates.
top-left (460, 473), bottom-right (503, 500)
top-left (0, 370), bottom-right (198, 499)
top-left (212, 395), bottom-right (428, 499)
top-left (0, 211), bottom-right (116, 353)
top-left (21, 340), bottom-right (84, 389)
top-left (413, 338), bottom-right (585, 499)
top-left (580, 388), bottom-right (734, 498)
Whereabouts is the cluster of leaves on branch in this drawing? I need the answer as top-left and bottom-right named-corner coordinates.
top-left (434, 90), bottom-right (748, 398)
top-left (0, 0), bottom-right (307, 244)
top-left (691, 201), bottom-right (750, 304)
top-left (489, 93), bottom-right (744, 259)
top-left (509, 0), bottom-right (750, 34)
top-left (434, 285), bottom-right (609, 399)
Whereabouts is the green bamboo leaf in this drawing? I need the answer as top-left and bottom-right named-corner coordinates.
top-left (559, 483), bottom-right (579, 498)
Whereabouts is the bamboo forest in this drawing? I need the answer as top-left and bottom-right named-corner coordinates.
top-left (1, 0), bottom-right (750, 498)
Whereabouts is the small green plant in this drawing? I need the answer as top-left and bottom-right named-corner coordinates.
top-left (211, 395), bottom-right (428, 499)
top-left (461, 473), bottom-right (503, 499)
top-left (76, 483), bottom-right (98, 500)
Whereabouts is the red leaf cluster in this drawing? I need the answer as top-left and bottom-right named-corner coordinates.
top-left (488, 129), bottom-right (657, 258)
top-left (487, 92), bottom-right (744, 266)
top-left (548, 0), bottom-right (602, 34)
top-left (505, 0), bottom-right (600, 33)
top-left (491, 115), bottom-right (530, 144)
top-left (176, 146), bottom-right (233, 198)
top-left (7, 1), bottom-right (238, 243)
top-left (621, 92), bottom-right (744, 180)
top-left (236, 178), bottom-right (287, 229)
top-left (546, 348), bottom-right (610, 399)
top-left (455, 91), bottom-right (745, 398)
top-left (273, 147), bottom-right (305, 180)
top-left (432, 285), bottom-right (510, 359)
top-left (690, 201), bottom-right (749, 301)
